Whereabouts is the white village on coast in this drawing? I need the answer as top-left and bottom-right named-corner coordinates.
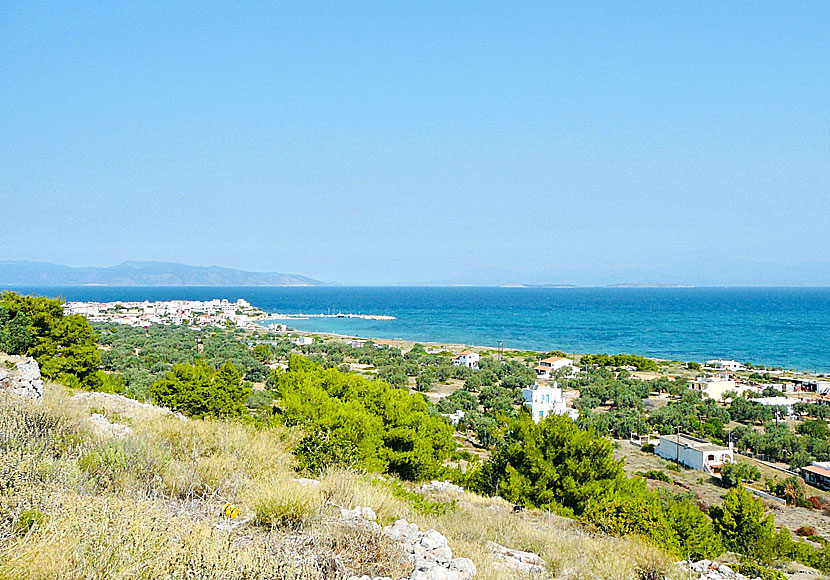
top-left (63, 298), bottom-right (396, 332)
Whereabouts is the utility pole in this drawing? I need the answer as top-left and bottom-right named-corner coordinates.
top-left (676, 426), bottom-right (681, 466)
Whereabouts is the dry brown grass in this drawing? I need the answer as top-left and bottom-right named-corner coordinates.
top-left (0, 386), bottom-right (678, 580)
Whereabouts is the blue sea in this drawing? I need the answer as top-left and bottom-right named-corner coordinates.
top-left (5, 286), bottom-right (830, 372)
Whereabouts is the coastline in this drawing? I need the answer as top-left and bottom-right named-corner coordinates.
top-left (256, 321), bottom-right (825, 380)
top-left (8, 285), bottom-right (830, 373)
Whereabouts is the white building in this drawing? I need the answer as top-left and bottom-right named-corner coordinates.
top-left (452, 350), bottom-right (480, 369)
top-left (441, 409), bottom-right (466, 426)
top-left (294, 336), bottom-right (314, 346)
top-left (752, 396), bottom-right (799, 418)
top-left (535, 356), bottom-right (574, 379)
top-left (690, 374), bottom-right (756, 400)
top-left (522, 383), bottom-right (577, 423)
top-left (706, 359), bottom-right (744, 372)
top-left (655, 433), bottom-right (734, 474)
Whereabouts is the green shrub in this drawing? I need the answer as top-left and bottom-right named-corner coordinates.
top-left (14, 509), bottom-right (48, 536)
top-left (293, 430), bottom-right (359, 476)
top-left (720, 462), bottom-right (761, 488)
top-left (466, 414), bottom-right (624, 514)
top-left (273, 356), bottom-right (455, 481)
top-left (636, 469), bottom-right (671, 483)
top-left (151, 360), bottom-right (250, 418)
top-left (736, 563), bottom-right (786, 580)
top-left (382, 480), bottom-right (457, 516)
top-left (709, 487), bottom-right (776, 563)
top-left (1, 291), bottom-right (102, 390)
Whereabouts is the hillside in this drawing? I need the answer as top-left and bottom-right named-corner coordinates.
top-left (0, 383), bottom-right (677, 580)
top-left (0, 260), bottom-right (328, 286)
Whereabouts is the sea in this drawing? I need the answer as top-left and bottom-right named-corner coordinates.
top-left (5, 286), bottom-right (830, 373)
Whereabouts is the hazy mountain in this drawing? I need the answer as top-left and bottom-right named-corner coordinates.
top-left (0, 261), bottom-right (329, 287)
top-left (434, 259), bottom-right (830, 287)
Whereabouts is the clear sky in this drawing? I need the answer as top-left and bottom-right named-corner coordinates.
top-left (1, 2), bottom-right (828, 285)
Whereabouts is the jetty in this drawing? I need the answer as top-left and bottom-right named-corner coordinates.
top-left (263, 312), bottom-right (396, 321)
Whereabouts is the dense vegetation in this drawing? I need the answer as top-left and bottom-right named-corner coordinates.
top-left (96, 323), bottom-right (270, 399)
top-left (270, 355), bottom-right (455, 481)
top-left (579, 353), bottom-right (659, 372)
top-left (0, 291), bottom-right (102, 389)
top-left (151, 360), bottom-right (251, 418)
top-left (465, 413), bottom-right (721, 559)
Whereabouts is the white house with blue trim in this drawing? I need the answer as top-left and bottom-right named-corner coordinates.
top-left (522, 383), bottom-right (577, 423)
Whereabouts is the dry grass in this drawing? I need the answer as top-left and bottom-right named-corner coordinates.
top-left (0, 386), bottom-right (678, 580)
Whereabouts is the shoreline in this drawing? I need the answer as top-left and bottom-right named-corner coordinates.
top-left (256, 321), bottom-right (826, 380)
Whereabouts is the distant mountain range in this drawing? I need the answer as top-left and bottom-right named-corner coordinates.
top-left (0, 261), bottom-right (328, 287)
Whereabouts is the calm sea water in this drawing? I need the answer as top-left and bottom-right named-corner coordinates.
top-left (5, 286), bottom-right (830, 372)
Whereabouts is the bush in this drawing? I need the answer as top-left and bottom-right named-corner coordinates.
top-left (709, 487), bottom-right (776, 563)
top-left (637, 469), bottom-right (671, 483)
top-left (736, 563), bottom-right (786, 580)
top-left (151, 360), bottom-right (251, 418)
top-left (0, 291), bottom-right (103, 389)
top-left (383, 480), bottom-right (456, 516)
top-left (583, 492), bottom-right (669, 544)
top-left (294, 430), bottom-right (359, 476)
top-left (273, 356), bottom-right (455, 481)
top-left (768, 476), bottom-right (810, 507)
top-left (796, 525), bottom-right (817, 537)
top-left (14, 509), bottom-right (48, 536)
top-left (466, 414), bottom-right (624, 514)
top-left (252, 483), bottom-right (321, 530)
top-left (720, 462), bottom-right (761, 488)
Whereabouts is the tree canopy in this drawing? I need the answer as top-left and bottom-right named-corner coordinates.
top-left (0, 291), bottom-right (102, 389)
top-left (271, 355), bottom-right (455, 481)
top-left (151, 360), bottom-right (250, 418)
top-left (466, 414), bottom-right (625, 515)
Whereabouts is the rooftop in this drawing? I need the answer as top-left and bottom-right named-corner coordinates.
top-left (803, 464), bottom-right (830, 479)
top-left (660, 433), bottom-right (729, 452)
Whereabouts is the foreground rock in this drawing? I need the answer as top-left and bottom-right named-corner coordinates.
top-left (678, 560), bottom-right (762, 580)
top-left (343, 509), bottom-right (476, 580)
top-left (419, 481), bottom-right (465, 495)
top-left (86, 413), bottom-right (132, 438)
top-left (0, 356), bottom-right (44, 399)
top-left (486, 540), bottom-right (545, 575)
top-left (71, 391), bottom-right (187, 422)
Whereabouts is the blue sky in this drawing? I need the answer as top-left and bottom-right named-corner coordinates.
top-left (1, 2), bottom-right (828, 284)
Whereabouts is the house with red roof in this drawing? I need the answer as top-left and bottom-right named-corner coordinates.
top-left (803, 462), bottom-right (830, 491)
top-left (535, 356), bottom-right (574, 379)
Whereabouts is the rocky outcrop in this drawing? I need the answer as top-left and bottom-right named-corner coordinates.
top-left (0, 356), bottom-right (44, 399)
top-left (486, 540), bottom-right (545, 575)
top-left (679, 560), bottom-right (762, 580)
top-left (70, 392), bottom-right (187, 422)
top-left (343, 510), bottom-right (477, 580)
top-left (419, 481), bottom-right (465, 495)
top-left (86, 413), bottom-right (132, 438)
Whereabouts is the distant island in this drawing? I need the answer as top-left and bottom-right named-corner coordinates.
top-left (0, 260), bottom-right (329, 287)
